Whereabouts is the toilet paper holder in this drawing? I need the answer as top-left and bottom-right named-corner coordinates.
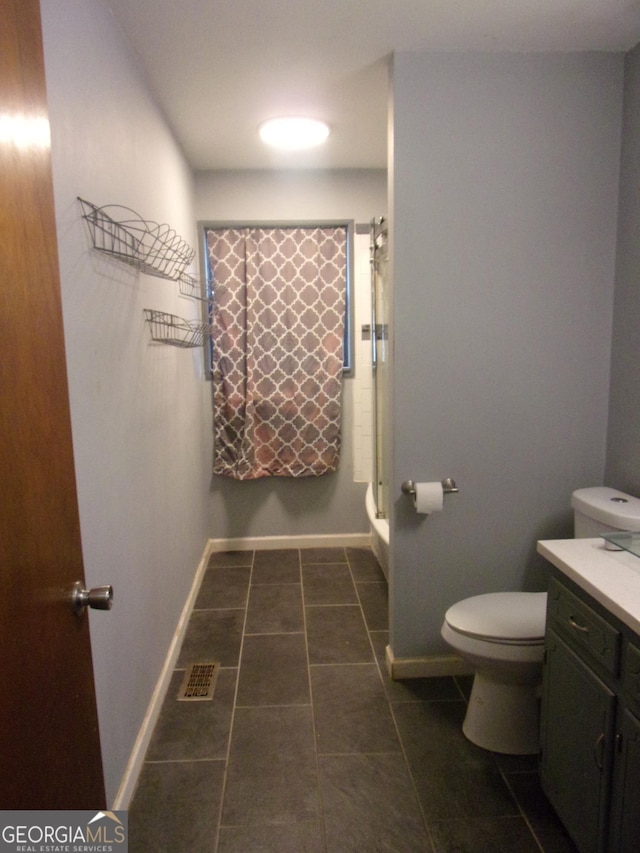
top-left (401, 478), bottom-right (459, 497)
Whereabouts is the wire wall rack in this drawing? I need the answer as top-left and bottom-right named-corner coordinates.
top-left (144, 309), bottom-right (213, 349)
top-left (178, 272), bottom-right (213, 302)
top-left (79, 198), bottom-right (195, 281)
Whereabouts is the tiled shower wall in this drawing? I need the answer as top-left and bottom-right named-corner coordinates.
top-left (352, 228), bottom-right (374, 483)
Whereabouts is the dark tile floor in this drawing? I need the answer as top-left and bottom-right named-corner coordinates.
top-left (129, 547), bottom-right (579, 852)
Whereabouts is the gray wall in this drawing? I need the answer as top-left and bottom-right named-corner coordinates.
top-left (195, 169), bottom-right (387, 540)
top-left (607, 44), bottom-right (640, 492)
top-left (389, 52), bottom-right (623, 659)
top-left (41, 0), bottom-right (212, 803)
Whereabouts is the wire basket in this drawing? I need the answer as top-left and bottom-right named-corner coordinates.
top-left (178, 272), bottom-right (212, 302)
top-left (144, 309), bottom-right (212, 348)
top-left (79, 198), bottom-right (195, 280)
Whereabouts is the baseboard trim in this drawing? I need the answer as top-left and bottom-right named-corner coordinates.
top-left (209, 532), bottom-right (371, 552)
top-left (385, 645), bottom-right (474, 680)
top-left (112, 539), bottom-right (213, 809)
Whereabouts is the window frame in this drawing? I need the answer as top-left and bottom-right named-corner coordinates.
top-left (197, 220), bottom-right (355, 380)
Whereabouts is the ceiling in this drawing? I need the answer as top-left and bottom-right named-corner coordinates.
top-left (105, 0), bottom-right (640, 172)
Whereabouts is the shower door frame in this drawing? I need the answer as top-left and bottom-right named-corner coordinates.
top-left (370, 217), bottom-right (390, 519)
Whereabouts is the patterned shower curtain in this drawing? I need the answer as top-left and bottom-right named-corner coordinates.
top-left (206, 226), bottom-right (346, 480)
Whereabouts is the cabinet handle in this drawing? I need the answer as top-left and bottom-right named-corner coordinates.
top-left (568, 615), bottom-right (590, 633)
top-left (594, 733), bottom-right (605, 770)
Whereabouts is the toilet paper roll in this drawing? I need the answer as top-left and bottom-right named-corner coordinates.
top-left (414, 481), bottom-right (444, 514)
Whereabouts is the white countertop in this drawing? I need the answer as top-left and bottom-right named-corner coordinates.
top-left (537, 538), bottom-right (640, 637)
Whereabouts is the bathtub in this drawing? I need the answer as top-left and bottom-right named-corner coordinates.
top-left (365, 482), bottom-right (389, 580)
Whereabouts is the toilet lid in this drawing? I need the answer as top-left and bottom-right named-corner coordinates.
top-left (444, 592), bottom-right (547, 642)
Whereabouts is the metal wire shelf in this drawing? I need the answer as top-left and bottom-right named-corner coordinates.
top-left (178, 272), bottom-right (213, 302)
top-left (79, 198), bottom-right (195, 280)
top-left (144, 309), bottom-right (212, 348)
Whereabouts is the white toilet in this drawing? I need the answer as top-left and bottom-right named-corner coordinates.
top-left (442, 592), bottom-right (547, 754)
top-left (441, 486), bottom-right (640, 755)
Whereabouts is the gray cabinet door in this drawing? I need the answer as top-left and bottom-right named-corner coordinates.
top-left (610, 709), bottom-right (640, 853)
top-left (540, 628), bottom-right (616, 853)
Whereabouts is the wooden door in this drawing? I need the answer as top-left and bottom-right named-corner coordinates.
top-left (0, 0), bottom-right (106, 808)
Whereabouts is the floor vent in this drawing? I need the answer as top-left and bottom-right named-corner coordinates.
top-left (177, 662), bottom-right (220, 701)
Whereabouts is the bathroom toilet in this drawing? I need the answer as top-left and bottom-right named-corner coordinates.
top-left (441, 485), bottom-right (640, 755)
top-left (442, 592), bottom-right (547, 754)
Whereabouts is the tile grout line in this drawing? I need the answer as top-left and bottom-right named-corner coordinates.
top-left (347, 550), bottom-right (437, 850)
top-left (302, 547), bottom-right (330, 853)
top-left (212, 548), bottom-right (255, 853)
top-left (142, 757), bottom-right (223, 765)
top-left (500, 770), bottom-right (547, 853)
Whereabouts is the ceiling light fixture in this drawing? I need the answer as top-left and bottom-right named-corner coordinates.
top-left (259, 117), bottom-right (330, 151)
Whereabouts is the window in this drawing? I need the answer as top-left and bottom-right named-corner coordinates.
top-left (199, 222), bottom-right (354, 378)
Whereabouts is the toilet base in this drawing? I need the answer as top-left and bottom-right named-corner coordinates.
top-left (462, 670), bottom-right (541, 755)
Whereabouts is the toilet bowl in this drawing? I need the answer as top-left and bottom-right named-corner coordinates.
top-left (441, 591), bottom-right (548, 755)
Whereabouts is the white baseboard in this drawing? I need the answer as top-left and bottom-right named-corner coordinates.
top-left (112, 540), bottom-right (214, 809)
top-left (209, 532), bottom-right (371, 551)
top-left (385, 645), bottom-right (474, 680)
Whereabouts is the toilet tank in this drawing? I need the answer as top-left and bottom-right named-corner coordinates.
top-left (572, 487), bottom-right (640, 537)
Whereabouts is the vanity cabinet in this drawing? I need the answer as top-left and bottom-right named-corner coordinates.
top-left (609, 708), bottom-right (640, 852)
top-left (540, 576), bottom-right (640, 853)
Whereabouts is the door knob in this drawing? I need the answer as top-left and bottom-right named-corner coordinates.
top-left (71, 581), bottom-right (113, 615)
